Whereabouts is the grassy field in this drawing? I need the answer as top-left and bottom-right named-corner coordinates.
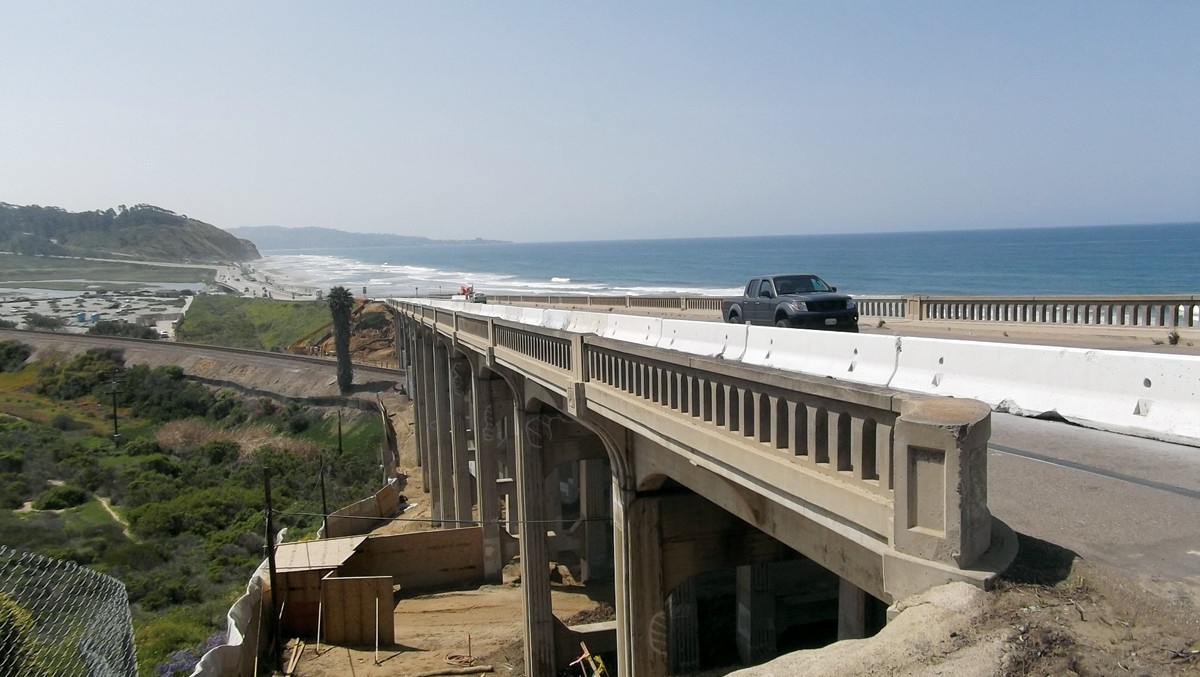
top-left (176, 295), bottom-right (331, 350)
top-left (0, 253), bottom-right (215, 289)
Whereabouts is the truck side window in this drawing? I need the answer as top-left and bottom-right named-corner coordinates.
top-left (758, 281), bottom-right (773, 298)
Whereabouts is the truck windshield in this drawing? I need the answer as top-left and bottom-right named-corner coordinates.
top-left (773, 276), bottom-right (829, 294)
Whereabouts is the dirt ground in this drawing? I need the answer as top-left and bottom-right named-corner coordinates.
top-left (274, 394), bottom-right (614, 677)
top-left (277, 320), bottom-right (1199, 677)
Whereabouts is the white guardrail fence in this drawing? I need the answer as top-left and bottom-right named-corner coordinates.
top-left (409, 298), bottom-right (1200, 448)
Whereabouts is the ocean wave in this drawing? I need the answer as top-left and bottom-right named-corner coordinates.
top-left (254, 254), bottom-right (728, 297)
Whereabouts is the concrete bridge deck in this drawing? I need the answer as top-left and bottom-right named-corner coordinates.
top-left (391, 299), bottom-right (1020, 676)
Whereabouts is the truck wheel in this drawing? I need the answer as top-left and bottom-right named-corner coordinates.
top-left (776, 318), bottom-right (789, 327)
top-left (728, 312), bottom-right (741, 324)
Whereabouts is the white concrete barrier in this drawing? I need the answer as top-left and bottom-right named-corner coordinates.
top-left (603, 315), bottom-right (664, 346)
top-left (542, 309), bottom-right (574, 331)
top-left (889, 338), bottom-right (1200, 444)
top-left (566, 311), bottom-right (612, 335)
top-left (742, 329), bottom-right (900, 386)
top-left (656, 319), bottom-right (748, 360)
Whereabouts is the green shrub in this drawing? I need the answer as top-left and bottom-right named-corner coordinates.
top-left (0, 340), bottom-right (32, 371)
top-left (357, 311), bottom-right (389, 331)
top-left (50, 412), bottom-right (85, 431)
top-left (36, 348), bottom-right (124, 400)
top-left (87, 320), bottom-right (160, 339)
top-left (32, 484), bottom-right (89, 510)
top-left (0, 592), bottom-right (42, 676)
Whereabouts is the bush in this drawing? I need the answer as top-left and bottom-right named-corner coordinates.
top-left (357, 311), bottom-right (389, 331)
top-left (36, 348), bottom-right (124, 400)
top-left (24, 312), bottom-right (65, 331)
top-left (88, 321), bottom-right (160, 339)
top-left (50, 412), bottom-right (85, 431)
top-left (0, 340), bottom-right (32, 371)
top-left (32, 484), bottom-right (89, 510)
top-left (0, 593), bottom-right (41, 676)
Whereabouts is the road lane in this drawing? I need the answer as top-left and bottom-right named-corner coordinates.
top-left (988, 413), bottom-right (1200, 605)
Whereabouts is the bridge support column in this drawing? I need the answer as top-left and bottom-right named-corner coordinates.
top-left (668, 578), bottom-right (700, 673)
top-left (449, 357), bottom-right (473, 526)
top-left (416, 332), bottom-right (436, 509)
top-left (615, 495), bottom-right (669, 677)
top-left (579, 458), bottom-right (612, 582)
top-left (736, 562), bottom-right (777, 664)
top-left (432, 341), bottom-right (453, 527)
top-left (838, 577), bottom-right (867, 640)
top-left (408, 330), bottom-right (426, 478)
top-left (515, 409), bottom-right (555, 676)
top-left (471, 370), bottom-right (504, 581)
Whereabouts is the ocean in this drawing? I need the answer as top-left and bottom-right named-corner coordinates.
top-left (253, 222), bottom-right (1200, 299)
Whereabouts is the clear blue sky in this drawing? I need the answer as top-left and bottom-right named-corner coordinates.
top-left (2, 2), bottom-right (1197, 242)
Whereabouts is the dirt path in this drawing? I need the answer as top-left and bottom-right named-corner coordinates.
top-left (98, 496), bottom-right (135, 540)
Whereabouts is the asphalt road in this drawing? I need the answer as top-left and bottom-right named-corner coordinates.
top-left (988, 413), bottom-right (1200, 605)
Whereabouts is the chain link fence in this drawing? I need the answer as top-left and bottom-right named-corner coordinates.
top-left (0, 545), bottom-right (136, 677)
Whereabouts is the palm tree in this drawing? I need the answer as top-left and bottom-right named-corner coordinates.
top-left (327, 286), bottom-right (355, 393)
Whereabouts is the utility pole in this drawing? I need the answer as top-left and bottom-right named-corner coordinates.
top-left (263, 470), bottom-right (281, 671)
top-left (109, 379), bottom-right (121, 448)
top-left (319, 454), bottom-right (329, 537)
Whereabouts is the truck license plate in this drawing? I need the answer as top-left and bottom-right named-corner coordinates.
top-left (825, 318), bottom-right (837, 325)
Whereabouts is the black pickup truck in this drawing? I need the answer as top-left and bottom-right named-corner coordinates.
top-left (722, 274), bottom-right (859, 332)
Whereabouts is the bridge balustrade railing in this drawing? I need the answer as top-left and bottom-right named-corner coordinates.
top-left (584, 338), bottom-right (897, 499)
top-left (481, 293), bottom-right (1200, 329)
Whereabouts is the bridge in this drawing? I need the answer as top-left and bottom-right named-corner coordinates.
top-left (391, 299), bottom-right (1021, 676)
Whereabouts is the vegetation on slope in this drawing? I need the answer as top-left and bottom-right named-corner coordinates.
top-left (0, 202), bottom-right (259, 262)
top-left (0, 342), bottom-right (384, 675)
top-left (175, 295), bottom-right (331, 351)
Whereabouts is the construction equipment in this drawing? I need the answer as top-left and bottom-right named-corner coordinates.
top-left (569, 641), bottom-right (609, 677)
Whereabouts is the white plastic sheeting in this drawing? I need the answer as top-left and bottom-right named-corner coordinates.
top-left (191, 562), bottom-right (266, 676)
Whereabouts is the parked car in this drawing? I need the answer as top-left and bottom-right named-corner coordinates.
top-left (721, 274), bottom-right (858, 332)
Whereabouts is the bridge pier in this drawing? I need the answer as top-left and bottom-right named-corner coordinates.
top-left (469, 367), bottom-right (505, 581)
top-left (432, 341), bottom-right (453, 526)
top-left (449, 356), bottom-right (473, 526)
top-left (515, 408), bottom-right (557, 676)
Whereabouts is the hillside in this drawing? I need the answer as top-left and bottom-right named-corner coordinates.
top-left (225, 225), bottom-right (506, 250)
top-left (0, 202), bottom-right (260, 262)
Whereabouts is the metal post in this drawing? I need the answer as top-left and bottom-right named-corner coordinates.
top-left (263, 469), bottom-right (281, 671)
top-left (109, 380), bottom-right (121, 448)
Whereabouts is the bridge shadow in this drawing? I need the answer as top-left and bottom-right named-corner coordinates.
top-left (1001, 532), bottom-right (1078, 586)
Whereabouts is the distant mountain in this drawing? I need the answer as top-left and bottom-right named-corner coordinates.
top-left (225, 225), bottom-right (507, 251)
top-left (0, 202), bottom-right (260, 262)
